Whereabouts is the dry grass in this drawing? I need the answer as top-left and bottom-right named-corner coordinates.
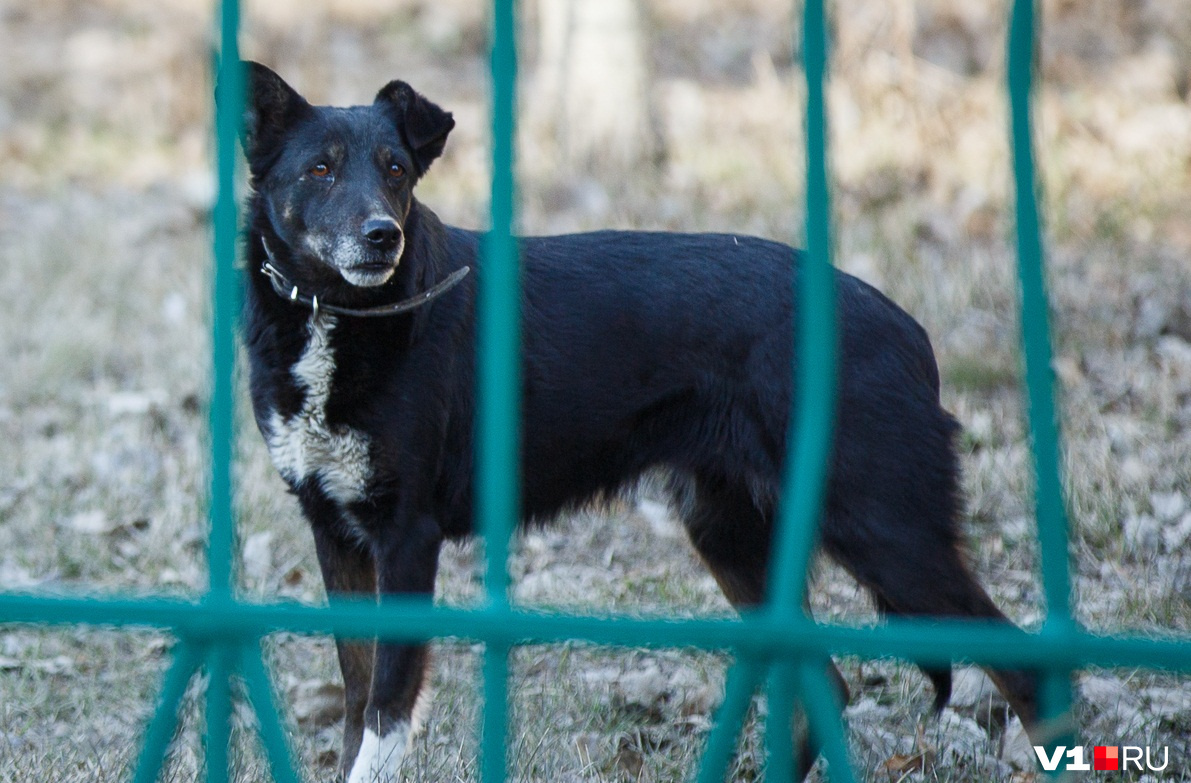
top-left (1, 0), bottom-right (1189, 780)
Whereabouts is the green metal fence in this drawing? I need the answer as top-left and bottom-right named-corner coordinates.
top-left (2, 0), bottom-right (1189, 781)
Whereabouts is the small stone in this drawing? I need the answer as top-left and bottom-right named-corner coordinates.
top-left (1162, 513), bottom-right (1191, 553)
top-left (936, 709), bottom-right (989, 760)
top-left (1142, 686), bottom-right (1191, 721)
top-left (106, 390), bottom-right (165, 416)
top-left (1122, 514), bottom-right (1161, 553)
top-left (614, 663), bottom-right (670, 719)
top-left (950, 667), bottom-right (1006, 711)
top-left (1151, 491), bottom-right (1187, 521)
top-left (1157, 335), bottom-right (1191, 371)
top-left (1079, 675), bottom-right (1126, 707)
top-left (1000, 717), bottom-right (1035, 770)
top-left (1120, 456), bottom-right (1150, 484)
top-left (68, 509), bottom-right (116, 535)
top-left (1134, 296), bottom-right (1171, 339)
top-left (242, 531), bottom-right (275, 585)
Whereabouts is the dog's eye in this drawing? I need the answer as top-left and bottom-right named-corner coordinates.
top-left (309, 163), bottom-right (331, 178)
top-left (388, 163), bottom-right (406, 180)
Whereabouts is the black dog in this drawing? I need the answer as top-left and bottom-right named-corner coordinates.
top-left (238, 62), bottom-right (1037, 782)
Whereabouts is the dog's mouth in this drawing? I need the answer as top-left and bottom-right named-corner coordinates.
top-left (304, 233), bottom-right (405, 288)
top-left (339, 258), bottom-right (399, 287)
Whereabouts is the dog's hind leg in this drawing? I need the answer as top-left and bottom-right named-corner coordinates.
top-left (346, 512), bottom-right (443, 783)
top-left (819, 502), bottom-right (1039, 729)
top-left (310, 523), bottom-right (378, 781)
top-left (673, 472), bottom-right (849, 780)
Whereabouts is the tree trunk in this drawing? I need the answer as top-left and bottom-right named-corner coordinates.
top-left (530, 0), bottom-right (659, 174)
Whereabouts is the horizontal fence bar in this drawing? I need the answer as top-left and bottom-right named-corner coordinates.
top-left (2, 594), bottom-right (1187, 671)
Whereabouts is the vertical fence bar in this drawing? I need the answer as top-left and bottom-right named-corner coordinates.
top-left (479, 1), bottom-right (519, 781)
top-left (761, 0), bottom-right (856, 780)
top-left (240, 644), bottom-right (302, 783)
top-left (479, 0), bottom-right (520, 615)
top-left (481, 642), bottom-right (512, 783)
top-left (206, 646), bottom-right (233, 783)
top-left (203, 3), bottom-right (243, 782)
top-left (133, 645), bottom-right (203, 783)
top-left (697, 4), bottom-right (842, 774)
top-left (766, 0), bottom-right (838, 617)
top-left (765, 663), bottom-right (799, 783)
top-left (209, 0), bottom-right (242, 607)
top-left (694, 659), bottom-right (765, 783)
top-left (1008, 0), bottom-right (1072, 635)
top-left (1007, 0), bottom-right (1075, 732)
top-left (797, 659), bottom-right (852, 778)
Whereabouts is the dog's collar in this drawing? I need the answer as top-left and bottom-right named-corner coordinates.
top-left (259, 239), bottom-right (469, 319)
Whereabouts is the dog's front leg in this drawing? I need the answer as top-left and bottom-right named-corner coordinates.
top-left (346, 512), bottom-right (443, 783)
top-left (309, 523), bottom-right (379, 781)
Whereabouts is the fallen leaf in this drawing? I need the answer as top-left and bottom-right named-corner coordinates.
top-left (614, 734), bottom-right (644, 778)
top-left (882, 752), bottom-right (927, 775)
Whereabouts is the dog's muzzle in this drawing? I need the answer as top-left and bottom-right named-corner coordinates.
top-left (336, 218), bottom-right (405, 287)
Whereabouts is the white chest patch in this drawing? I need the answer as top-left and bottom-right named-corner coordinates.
top-left (266, 316), bottom-right (372, 504)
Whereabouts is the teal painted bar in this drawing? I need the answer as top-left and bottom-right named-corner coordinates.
top-left (695, 658), bottom-right (765, 783)
top-left (132, 644), bottom-right (202, 783)
top-left (1007, 0), bottom-right (1077, 735)
top-left (479, 1), bottom-right (519, 781)
top-left (478, 0), bottom-right (521, 610)
top-left (761, 0), bottom-right (857, 778)
top-left (2, 592), bottom-right (1187, 673)
top-left (208, 0), bottom-right (241, 606)
top-left (240, 644), bottom-right (302, 783)
top-left (1009, 0), bottom-right (1071, 629)
top-left (767, 0), bottom-right (837, 618)
top-left (797, 659), bottom-right (853, 779)
top-left (206, 645), bottom-right (233, 783)
top-left (482, 643), bottom-right (512, 783)
top-left (766, 662), bottom-right (799, 783)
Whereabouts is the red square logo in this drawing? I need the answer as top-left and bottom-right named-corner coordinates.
top-left (1094, 746), bottom-right (1119, 771)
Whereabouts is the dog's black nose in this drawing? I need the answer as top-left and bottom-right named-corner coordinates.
top-left (362, 218), bottom-right (402, 249)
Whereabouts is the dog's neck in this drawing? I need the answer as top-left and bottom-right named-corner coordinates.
top-left (258, 242), bottom-right (469, 320)
top-left (249, 200), bottom-right (468, 322)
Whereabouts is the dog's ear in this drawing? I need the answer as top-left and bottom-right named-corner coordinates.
top-left (239, 61), bottom-right (312, 164)
top-left (374, 81), bottom-right (455, 173)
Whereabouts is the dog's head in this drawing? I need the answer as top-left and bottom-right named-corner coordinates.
top-left (239, 62), bottom-right (454, 288)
